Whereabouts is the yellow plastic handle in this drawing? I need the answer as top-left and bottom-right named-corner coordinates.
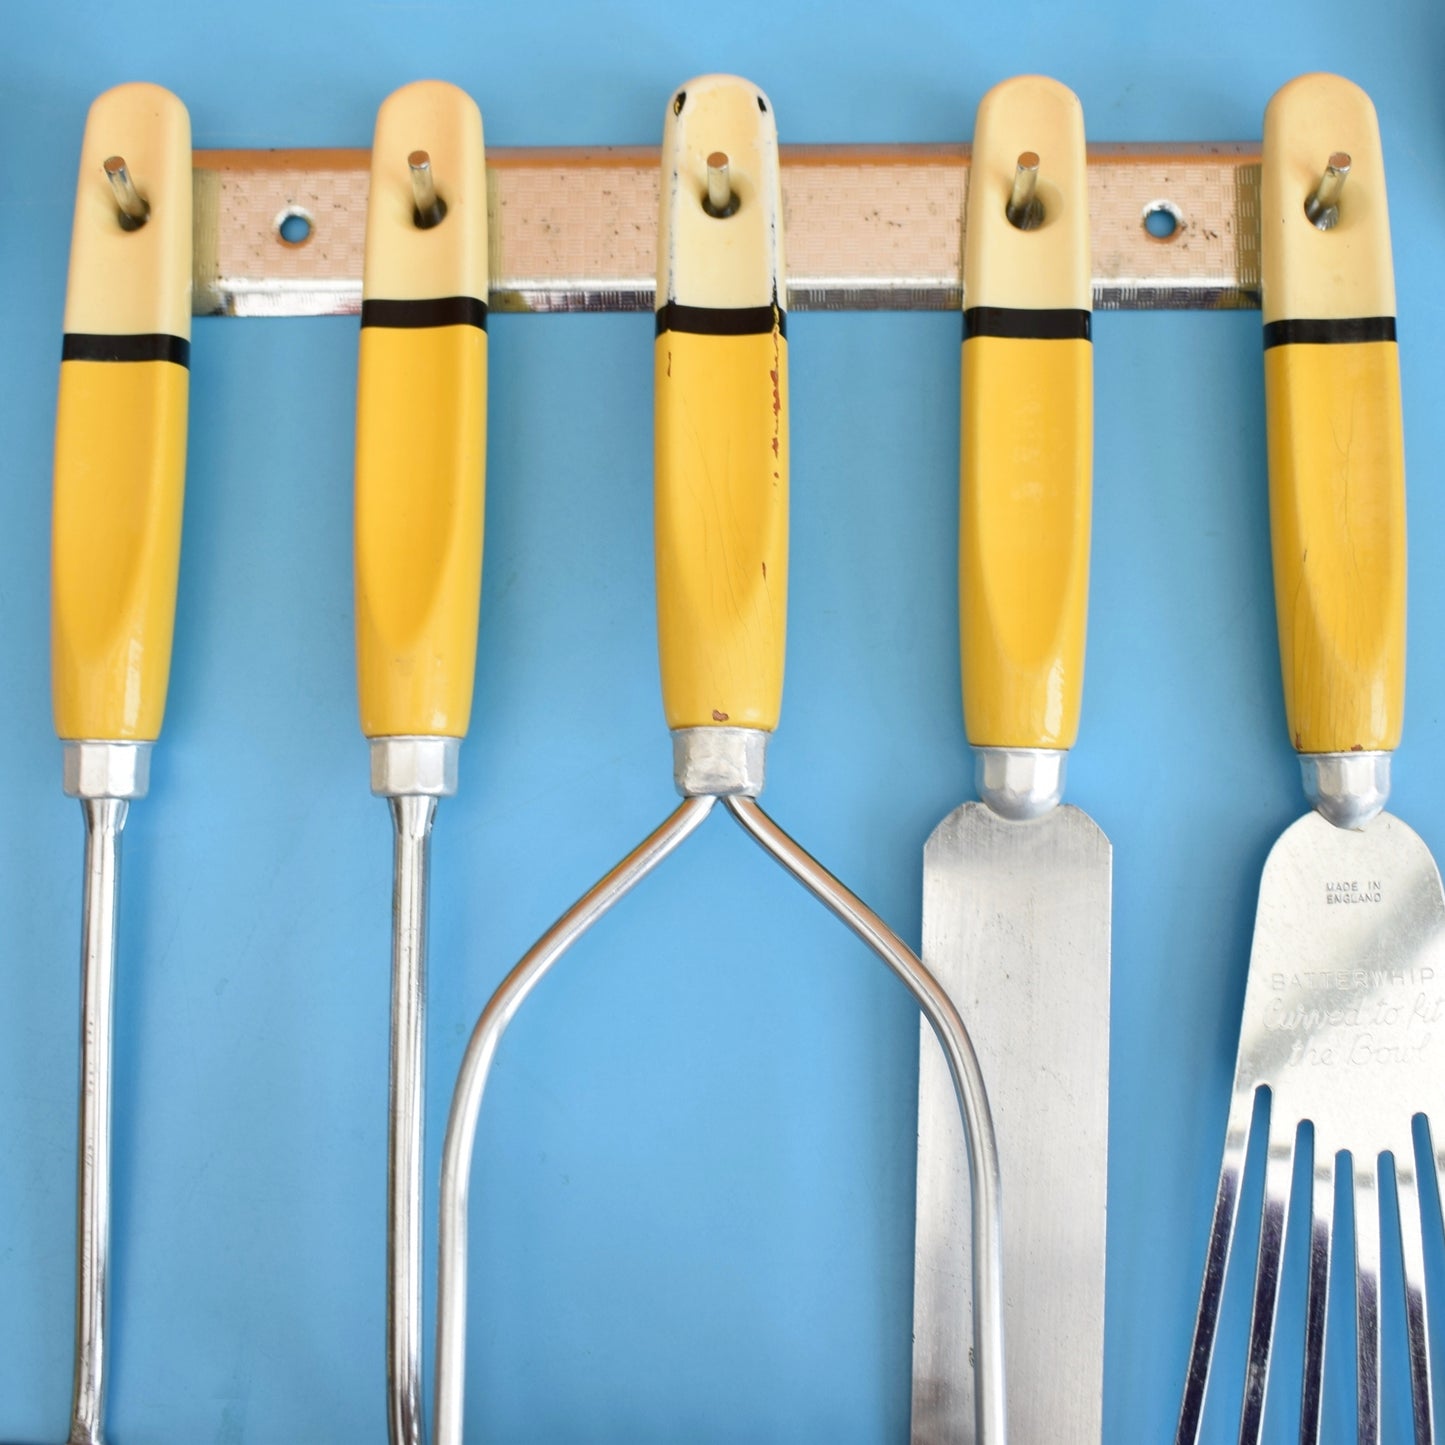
top-left (1263, 74), bottom-right (1404, 757)
top-left (960, 76), bottom-right (1092, 750)
top-left (52, 84), bottom-right (192, 744)
top-left (654, 74), bottom-right (787, 733)
top-left (355, 81), bottom-right (488, 740)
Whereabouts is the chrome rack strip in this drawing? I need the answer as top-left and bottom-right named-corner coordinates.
top-left (194, 142), bottom-right (1261, 317)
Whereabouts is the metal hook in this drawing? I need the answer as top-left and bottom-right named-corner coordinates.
top-left (103, 155), bottom-right (149, 231)
top-left (1006, 151), bottom-right (1043, 231)
top-left (703, 150), bottom-right (739, 218)
top-left (409, 149), bottom-right (447, 229)
top-left (1305, 151), bottom-right (1351, 231)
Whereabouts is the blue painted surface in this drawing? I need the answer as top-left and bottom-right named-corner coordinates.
top-left (2, 2), bottom-right (1444, 1440)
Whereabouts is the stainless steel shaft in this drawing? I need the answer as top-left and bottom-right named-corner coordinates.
top-left (388, 794), bottom-right (437, 1445)
top-left (68, 795), bottom-right (128, 1445)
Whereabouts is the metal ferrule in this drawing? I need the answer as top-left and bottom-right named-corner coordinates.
top-left (1301, 750), bottom-right (1391, 830)
top-left (974, 746), bottom-right (1066, 821)
top-left (370, 736), bottom-right (461, 799)
top-left (671, 726), bottom-right (768, 798)
top-left (62, 740), bottom-right (152, 801)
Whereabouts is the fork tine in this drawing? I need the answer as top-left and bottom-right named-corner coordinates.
top-left (1238, 1122), bottom-right (1298, 1445)
top-left (1394, 1152), bottom-right (1434, 1444)
top-left (1299, 1150), bottom-right (1334, 1445)
top-left (1356, 1155), bottom-right (1383, 1445)
top-left (1177, 1088), bottom-right (1258, 1445)
top-left (1436, 1134), bottom-right (1445, 1240)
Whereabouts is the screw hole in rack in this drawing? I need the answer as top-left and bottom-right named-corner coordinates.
top-left (276, 207), bottom-right (314, 247)
top-left (1142, 201), bottom-right (1182, 241)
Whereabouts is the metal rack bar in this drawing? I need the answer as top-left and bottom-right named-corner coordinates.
top-left (193, 142), bottom-right (1261, 317)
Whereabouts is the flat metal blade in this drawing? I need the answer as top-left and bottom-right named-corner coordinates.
top-left (912, 800), bottom-right (1111, 1444)
top-left (1175, 812), bottom-right (1445, 1438)
top-left (1236, 809), bottom-right (1445, 1161)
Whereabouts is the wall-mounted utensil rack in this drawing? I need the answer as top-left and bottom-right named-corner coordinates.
top-left (193, 142), bottom-right (1261, 317)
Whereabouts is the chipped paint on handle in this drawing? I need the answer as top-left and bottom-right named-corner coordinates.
top-left (654, 75), bottom-right (788, 732)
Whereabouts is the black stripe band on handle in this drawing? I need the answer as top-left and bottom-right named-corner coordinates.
top-left (655, 301), bottom-right (786, 338)
top-left (62, 333), bottom-right (191, 367)
top-left (360, 296), bottom-right (489, 330)
top-left (1263, 316), bottom-right (1396, 349)
top-left (963, 307), bottom-right (1092, 342)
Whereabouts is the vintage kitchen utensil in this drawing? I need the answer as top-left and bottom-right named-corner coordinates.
top-left (429, 73), bottom-right (1006, 1445)
top-left (1175, 73), bottom-right (1445, 1444)
top-left (354, 81), bottom-right (487, 1445)
top-left (33, 83), bottom-right (192, 1445)
top-left (911, 75), bottom-right (1110, 1445)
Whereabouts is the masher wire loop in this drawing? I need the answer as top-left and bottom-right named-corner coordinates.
top-left (431, 788), bottom-right (1007, 1444)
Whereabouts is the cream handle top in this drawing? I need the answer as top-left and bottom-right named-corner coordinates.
top-left (965, 75), bottom-right (1089, 312)
top-left (658, 73), bottom-right (783, 310)
top-left (362, 80), bottom-right (487, 303)
top-left (63, 82), bottom-right (192, 339)
top-left (1262, 73), bottom-right (1394, 323)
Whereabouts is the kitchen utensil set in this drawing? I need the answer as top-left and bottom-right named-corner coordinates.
top-left (15, 61), bottom-right (1435, 1445)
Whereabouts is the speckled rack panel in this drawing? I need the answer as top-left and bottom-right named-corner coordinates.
top-left (193, 143), bottom-right (1261, 316)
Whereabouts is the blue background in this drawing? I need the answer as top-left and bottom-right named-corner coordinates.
top-left (3, 1), bottom-right (1444, 1441)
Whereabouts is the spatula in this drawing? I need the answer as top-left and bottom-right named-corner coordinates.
top-left (911, 74), bottom-right (1110, 1445)
top-left (1175, 71), bottom-right (1444, 1444)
